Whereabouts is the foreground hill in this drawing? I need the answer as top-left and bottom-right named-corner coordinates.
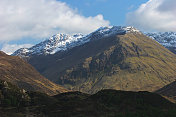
top-left (0, 51), bottom-right (67, 95)
top-left (18, 26), bottom-right (176, 94)
top-left (156, 81), bottom-right (176, 101)
top-left (1, 81), bottom-right (176, 117)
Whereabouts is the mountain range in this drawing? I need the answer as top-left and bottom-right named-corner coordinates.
top-left (13, 26), bottom-right (140, 57)
top-left (146, 32), bottom-right (176, 54)
top-left (1, 26), bottom-right (176, 116)
top-left (12, 26), bottom-right (176, 94)
top-left (13, 27), bottom-right (176, 57)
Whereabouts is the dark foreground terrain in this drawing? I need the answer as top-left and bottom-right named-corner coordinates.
top-left (1, 80), bottom-right (176, 117)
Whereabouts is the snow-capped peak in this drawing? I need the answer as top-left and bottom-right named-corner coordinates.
top-left (85, 26), bottom-right (140, 41)
top-left (146, 32), bottom-right (176, 47)
top-left (95, 26), bottom-right (140, 34)
top-left (13, 33), bottom-right (85, 57)
top-left (123, 26), bottom-right (140, 33)
top-left (12, 26), bottom-right (141, 57)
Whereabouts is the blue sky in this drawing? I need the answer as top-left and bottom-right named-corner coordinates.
top-left (0, 0), bottom-right (176, 54)
top-left (59, 0), bottom-right (148, 26)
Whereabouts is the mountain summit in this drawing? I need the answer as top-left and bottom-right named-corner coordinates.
top-left (13, 26), bottom-right (140, 57)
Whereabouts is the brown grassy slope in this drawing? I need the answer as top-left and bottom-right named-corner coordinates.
top-left (0, 51), bottom-right (68, 95)
top-left (28, 33), bottom-right (176, 94)
top-left (106, 33), bottom-right (176, 91)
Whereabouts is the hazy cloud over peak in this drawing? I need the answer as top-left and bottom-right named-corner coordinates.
top-left (126, 0), bottom-right (176, 32)
top-left (0, 0), bottom-right (109, 41)
top-left (1, 44), bottom-right (33, 55)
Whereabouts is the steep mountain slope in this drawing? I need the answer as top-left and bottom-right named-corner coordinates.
top-left (146, 32), bottom-right (176, 54)
top-left (0, 51), bottom-right (67, 95)
top-left (20, 27), bottom-right (176, 94)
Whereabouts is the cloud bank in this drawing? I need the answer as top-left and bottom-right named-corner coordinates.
top-left (0, 0), bottom-right (109, 42)
top-left (126, 0), bottom-right (176, 32)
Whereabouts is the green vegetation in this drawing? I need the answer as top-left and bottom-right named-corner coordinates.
top-left (0, 80), bottom-right (30, 107)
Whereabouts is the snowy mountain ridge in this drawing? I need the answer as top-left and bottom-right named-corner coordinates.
top-left (146, 32), bottom-right (176, 47)
top-left (12, 26), bottom-right (140, 57)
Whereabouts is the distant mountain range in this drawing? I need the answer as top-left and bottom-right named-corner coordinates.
top-left (12, 26), bottom-right (140, 57)
top-left (146, 32), bottom-right (176, 54)
top-left (2, 26), bottom-right (176, 116)
top-left (12, 26), bottom-right (176, 94)
top-left (12, 27), bottom-right (176, 57)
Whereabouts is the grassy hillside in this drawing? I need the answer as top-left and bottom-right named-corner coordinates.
top-left (0, 51), bottom-right (68, 95)
top-left (27, 33), bottom-right (176, 93)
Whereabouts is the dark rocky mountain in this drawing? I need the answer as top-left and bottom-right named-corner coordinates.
top-left (14, 27), bottom-right (176, 94)
top-left (0, 51), bottom-right (67, 95)
top-left (1, 81), bottom-right (176, 117)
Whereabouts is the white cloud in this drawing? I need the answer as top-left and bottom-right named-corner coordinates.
top-left (1, 44), bottom-right (33, 55)
top-left (0, 0), bottom-right (109, 41)
top-left (126, 0), bottom-right (176, 32)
